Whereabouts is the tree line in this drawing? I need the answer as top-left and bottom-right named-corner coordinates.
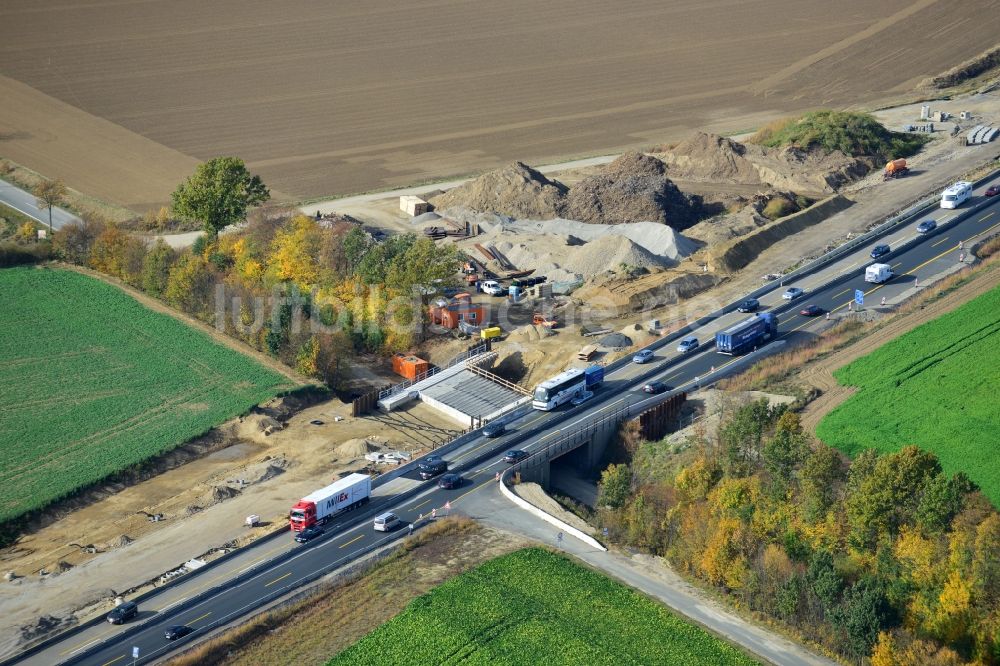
top-left (597, 399), bottom-right (999, 665)
top-left (5, 157), bottom-right (461, 387)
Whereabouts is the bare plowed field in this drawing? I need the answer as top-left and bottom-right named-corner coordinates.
top-left (0, 0), bottom-right (996, 209)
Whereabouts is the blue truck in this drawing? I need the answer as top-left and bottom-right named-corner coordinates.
top-left (715, 313), bottom-right (778, 355)
top-left (584, 365), bottom-right (605, 389)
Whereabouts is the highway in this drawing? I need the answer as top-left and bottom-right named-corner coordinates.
top-left (0, 179), bottom-right (81, 230)
top-left (19, 179), bottom-right (1000, 666)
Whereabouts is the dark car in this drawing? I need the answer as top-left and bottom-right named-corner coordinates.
top-left (799, 305), bottom-right (824, 317)
top-left (438, 473), bottom-right (463, 489)
top-left (643, 381), bottom-right (671, 394)
top-left (736, 298), bottom-right (759, 313)
top-left (419, 459), bottom-right (448, 480)
top-left (482, 421), bottom-right (506, 438)
top-left (916, 219), bottom-right (937, 234)
top-left (107, 601), bottom-right (138, 625)
top-left (503, 450), bottom-right (529, 464)
top-left (870, 244), bottom-right (891, 259)
top-left (294, 525), bottom-right (324, 543)
top-left (986, 185), bottom-right (1000, 197)
top-left (309, 419), bottom-right (324, 426)
top-left (165, 625), bottom-right (193, 641)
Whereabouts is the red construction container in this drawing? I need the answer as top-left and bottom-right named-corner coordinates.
top-left (391, 353), bottom-right (429, 380)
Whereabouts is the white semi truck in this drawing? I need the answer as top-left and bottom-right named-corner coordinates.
top-left (289, 473), bottom-right (371, 531)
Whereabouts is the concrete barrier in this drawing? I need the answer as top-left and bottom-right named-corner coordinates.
top-left (497, 475), bottom-right (606, 552)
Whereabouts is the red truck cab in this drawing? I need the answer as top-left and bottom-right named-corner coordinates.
top-left (289, 500), bottom-right (317, 531)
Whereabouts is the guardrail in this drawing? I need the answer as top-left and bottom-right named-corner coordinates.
top-left (608, 167), bottom-right (1000, 370)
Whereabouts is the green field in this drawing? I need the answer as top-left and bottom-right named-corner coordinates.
top-left (816, 284), bottom-right (1000, 505)
top-left (0, 267), bottom-right (296, 524)
top-left (329, 548), bottom-right (758, 666)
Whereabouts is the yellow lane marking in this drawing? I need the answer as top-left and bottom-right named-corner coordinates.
top-left (450, 479), bottom-right (493, 505)
top-left (101, 656), bottom-right (125, 666)
top-left (929, 236), bottom-right (950, 247)
top-left (339, 534), bottom-right (364, 549)
top-left (980, 211), bottom-right (994, 222)
top-left (187, 611), bottom-right (211, 624)
top-left (411, 499), bottom-right (431, 511)
top-left (832, 288), bottom-right (850, 298)
top-left (60, 628), bottom-right (116, 656)
top-left (891, 262), bottom-right (902, 269)
top-left (264, 572), bottom-right (291, 587)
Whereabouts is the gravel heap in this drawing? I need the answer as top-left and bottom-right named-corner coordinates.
top-left (565, 152), bottom-right (699, 228)
top-left (599, 332), bottom-right (633, 349)
top-left (428, 161), bottom-right (568, 219)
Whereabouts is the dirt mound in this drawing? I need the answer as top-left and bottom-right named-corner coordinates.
top-left (207, 485), bottom-right (241, 504)
top-left (429, 161), bottom-right (568, 219)
top-left (52, 561), bottom-right (73, 574)
top-left (335, 438), bottom-right (380, 458)
top-left (599, 332), bottom-right (633, 349)
top-left (255, 464), bottom-right (286, 483)
top-left (659, 133), bottom-right (762, 184)
top-left (565, 152), bottom-right (698, 228)
top-left (657, 133), bottom-right (869, 194)
top-left (507, 325), bottom-right (555, 342)
top-left (113, 535), bottom-right (134, 549)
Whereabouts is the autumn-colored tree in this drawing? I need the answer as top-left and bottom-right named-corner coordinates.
top-left (171, 157), bottom-right (269, 238)
top-left (141, 239), bottom-right (176, 297)
top-left (53, 218), bottom-right (105, 264)
top-left (296, 336), bottom-right (320, 377)
top-left (165, 254), bottom-right (216, 317)
top-left (15, 221), bottom-right (36, 243)
top-left (267, 215), bottom-right (325, 289)
top-left (89, 224), bottom-right (132, 278)
top-left (32, 178), bottom-right (67, 233)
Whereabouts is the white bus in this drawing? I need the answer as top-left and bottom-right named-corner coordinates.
top-left (940, 181), bottom-right (972, 209)
top-left (532, 368), bottom-right (586, 410)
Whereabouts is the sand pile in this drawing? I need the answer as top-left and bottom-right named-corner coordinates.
top-left (507, 325), bottom-right (555, 342)
top-left (429, 161), bottom-right (568, 219)
top-left (485, 233), bottom-right (671, 283)
top-left (565, 152), bottom-right (699, 228)
top-left (335, 438), bottom-right (380, 458)
top-left (657, 132), bottom-right (869, 194)
top-left (599, 332), bottom-right (633, 349)
top-left (658, 133), bottom-right (762, 184)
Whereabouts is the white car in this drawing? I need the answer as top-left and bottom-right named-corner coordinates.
top-left (676, 336), bottom-right (698, 353)
top-left (781, 287), bottom-right (804, 300)
top-left (481, 280), bottom-right (505, 296)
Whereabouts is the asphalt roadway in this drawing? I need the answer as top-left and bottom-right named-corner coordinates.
top-left (19, 179), bottom-right (1000, 666)
top-left (0, 179), bottom-right (81, 231)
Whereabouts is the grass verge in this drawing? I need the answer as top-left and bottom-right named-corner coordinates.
top-left (329, 547), bottom-right (759, 665)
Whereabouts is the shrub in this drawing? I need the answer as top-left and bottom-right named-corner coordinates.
top-left (750, 110), bottom-right (928, 161)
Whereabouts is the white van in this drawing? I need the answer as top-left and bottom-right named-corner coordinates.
top-left (940, 181), bottom-right (972, 209)
top-left (373, 512), bottom-right (400, 532)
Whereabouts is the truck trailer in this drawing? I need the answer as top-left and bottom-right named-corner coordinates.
top-left (715, 313), bottom-right (778, 355)
top-left (865, 263), bottom-right (893, 284)
top-left (289, 473), bottom-right (371, 531)
top-left (584, 365), bottom-right (605, 390)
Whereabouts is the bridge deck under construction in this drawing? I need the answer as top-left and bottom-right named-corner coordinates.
top-left (420, 369), bottom-right (528, 424)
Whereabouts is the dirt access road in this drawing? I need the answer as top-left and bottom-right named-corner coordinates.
top-left (1, 0), bottom-right (997, 210)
